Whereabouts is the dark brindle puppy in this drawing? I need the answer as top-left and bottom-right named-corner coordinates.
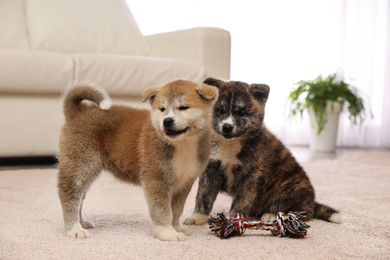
top-left (184, 78), bottom-right (341, 225)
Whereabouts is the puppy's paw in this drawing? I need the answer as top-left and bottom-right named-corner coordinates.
top-left (155, 226), bottom-right (187, 241)
top-left (80, 220), bottom-right (95, 229)
top-left (329, 213), bottom-right (342, 224)
top-left (183, 212), bottom-right (208, 225)
top-left (261, 213), bottom-right (277, 222)
top-left (174, 225), bottom-right (192, 236)
top-left (66, 223), bottom-right (89, 239)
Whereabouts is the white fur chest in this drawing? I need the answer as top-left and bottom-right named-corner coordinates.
top-left (171, 137), bottom-right (201, 189)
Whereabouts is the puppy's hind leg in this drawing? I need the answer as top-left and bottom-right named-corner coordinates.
top-left (58, 162), bottom-right (101, 239)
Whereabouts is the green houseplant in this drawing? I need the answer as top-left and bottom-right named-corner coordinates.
top-left (287, 73), bottom-right (368, 135)
top-left (286, 73), bottom-right (370, 152)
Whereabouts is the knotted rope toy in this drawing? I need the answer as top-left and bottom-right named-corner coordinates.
top-left (206, 211), bottom-right (310, 239)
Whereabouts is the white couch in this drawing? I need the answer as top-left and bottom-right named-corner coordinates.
top-left (0, 0), bottom-right (231, 157)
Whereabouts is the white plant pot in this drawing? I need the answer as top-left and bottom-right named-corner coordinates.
top-left (308, 101), bottom-right (342, 152)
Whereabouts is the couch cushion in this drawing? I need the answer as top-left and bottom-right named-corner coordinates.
top-left (73, 54), bottom-right (206, 96)
top-left (0, 49), bottom-right (73, 93)
top-left (0, 0), bottom-right (30, 49)
top-left (25, 0), bottom-right (148, 55)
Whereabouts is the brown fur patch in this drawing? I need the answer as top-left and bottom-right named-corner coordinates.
top-left (58, 80), bottom-right (218, 240)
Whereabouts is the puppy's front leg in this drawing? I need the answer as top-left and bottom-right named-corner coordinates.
top-left (143, 183), bottom-right (187, 241)
top-left (229, 187), bottom-right (258, 218)
top-left (184, 161), bottom-right (225, 225)
top-left (171, 184), bottom-right (193, 236)
top-left (79, 194), bottom-right (95, 229)
top-left (229, 167), bottom-right (258, 218)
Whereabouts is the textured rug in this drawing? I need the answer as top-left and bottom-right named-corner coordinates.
top-left (0, 152), bottom-right (389, 259)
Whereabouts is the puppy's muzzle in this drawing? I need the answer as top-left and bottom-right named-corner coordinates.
top-left (164, 117), bottom-right (174, 128)
top-left (222, 123), bottom-right (234, 134)
top-left (163, 117), bottom-right (188, 137)
top-left (219, 123), bottom-right (238, 139)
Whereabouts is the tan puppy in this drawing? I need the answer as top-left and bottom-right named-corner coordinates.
top-left (57, 80), bottom-right (218, 241)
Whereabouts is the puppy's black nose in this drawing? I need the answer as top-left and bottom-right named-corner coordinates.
top-left (222, 123), bottom-right (233, 134)
top-left (163, 118), bottom-right (174, 128)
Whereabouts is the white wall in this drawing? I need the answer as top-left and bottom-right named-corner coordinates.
top-left (127, 0), bottom-right (390, 148)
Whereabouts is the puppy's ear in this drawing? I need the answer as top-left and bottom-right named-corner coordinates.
top-left (203, 77), bottom-right (225, 88)
top-left (196, 84), bottom-right (219, 101)
top-left (142, 86), bottom-right (160, 104)
top-left (249, 84), bottom-right (270, 103)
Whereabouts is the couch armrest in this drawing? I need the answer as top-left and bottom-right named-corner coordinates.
top-left (145, 27), bottom-right (231, 80)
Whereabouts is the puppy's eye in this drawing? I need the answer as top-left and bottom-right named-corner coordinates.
top-left (236, 109), bottom-right (246, 116)
top-left (179, 106), bottom-right (189, 110)
top-left (216, 107), bottom-right (226, 114)
top-left (160, 107), bottom-right (166, 112)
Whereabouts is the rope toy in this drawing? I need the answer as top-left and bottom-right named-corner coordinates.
top-left (206, 211), bottom-right (310, 239)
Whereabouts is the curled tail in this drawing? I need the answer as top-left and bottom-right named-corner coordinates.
top-left (314, 202), bottom-right (341, 223)
top-left (63, 86), bottom-right (112, 120)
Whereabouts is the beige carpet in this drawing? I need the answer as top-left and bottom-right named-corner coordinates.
top-left (1, 152), bottom-right (389, 259)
